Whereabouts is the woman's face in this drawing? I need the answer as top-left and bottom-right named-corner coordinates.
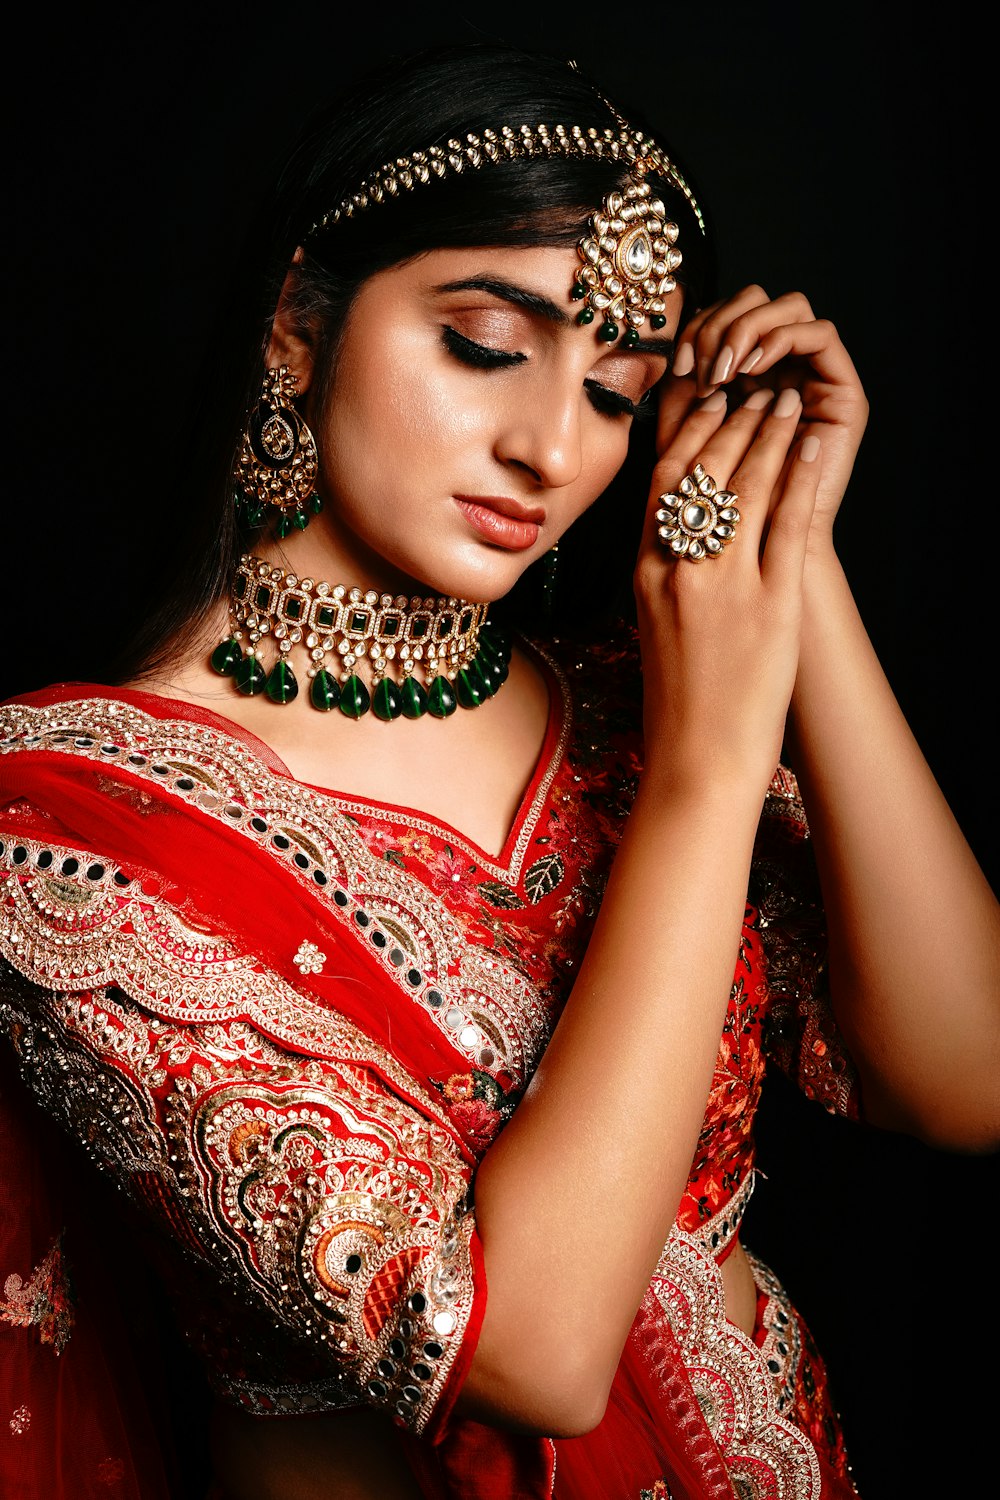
top-left (294, 244), bottom-right (680, 600)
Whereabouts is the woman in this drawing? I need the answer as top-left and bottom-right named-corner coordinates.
top-left (1, 43), bottom-right (997, 1500)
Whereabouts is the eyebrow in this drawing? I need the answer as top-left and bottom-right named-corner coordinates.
top-left (432, 275), bottom-right (675, 357)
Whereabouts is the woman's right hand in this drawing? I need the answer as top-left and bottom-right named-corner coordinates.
top-left (633, 378), bottom-right (822, 797)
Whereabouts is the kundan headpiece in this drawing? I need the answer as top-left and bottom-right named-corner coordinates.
top-left (305, 121), bottom-right (706, 347)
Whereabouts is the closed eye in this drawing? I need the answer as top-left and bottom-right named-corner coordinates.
top-left (584, 380), bottom-right (653, 422)
top-left (442, 326), bottom-right (650, 421)
top-left (441, 326), bottom-right (526, 369)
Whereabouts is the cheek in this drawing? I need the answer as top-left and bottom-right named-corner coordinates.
top-left (574, 426), bottom-right (634, 518)
top-left (327, 331), bottom-right (489, 475)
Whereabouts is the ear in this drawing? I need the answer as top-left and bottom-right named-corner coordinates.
top-left (266, 248), bottom-right (317, 393)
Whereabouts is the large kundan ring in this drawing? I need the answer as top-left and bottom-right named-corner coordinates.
top-left (655, 464), bottom-right (741, 560)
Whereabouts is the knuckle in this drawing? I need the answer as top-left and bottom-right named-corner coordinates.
top-left (767, 506), bottom-right (810, 541)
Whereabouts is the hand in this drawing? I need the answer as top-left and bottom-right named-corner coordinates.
top-left (659, 287), bottom-right (868, 542)
top-left (635, 380), bottom-right (821, 795)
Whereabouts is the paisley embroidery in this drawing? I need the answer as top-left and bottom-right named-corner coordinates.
top-left (1, 1234), bottom-right (74, 1354)
top-left (0, 958), bottom-right (477, 1436)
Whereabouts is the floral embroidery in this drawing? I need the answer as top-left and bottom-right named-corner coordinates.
top-left (640, 1481), bottom-right (672, 1500)
top-left (433, 1070), bottom-right (520, 1153)
top-left (9, 1404), bottom-right (31, 1436)
top-left (1, 1234), bottom-right (74, 1354)
top-left (293, 940), bottom-right (326, 975)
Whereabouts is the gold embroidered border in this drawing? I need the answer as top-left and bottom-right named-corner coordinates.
top-left (0, 950), bottom-right (478, 1434)
top-left (0, 702), bottom-right (553, 1083)
top-left (646, 1226), bottom-right (823, 1498)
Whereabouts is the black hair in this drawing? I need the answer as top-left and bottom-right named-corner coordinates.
top-left (113, 43), bottom-right (715, 683)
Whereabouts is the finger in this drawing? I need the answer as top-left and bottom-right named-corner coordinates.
top-left (655, 373), bottom-right (701, 453)
top-left (723, 389), bottom-right (804, 555)
top-left (650, 387), bottom-right (731, 500)
top-left (643, 387), bottom-right (784, 563)
top-left (726, 317), bottom-right (862, 392)
top-left (759, 435), bottom-right (821, 592)
top-left (670, 284), bottom-right (771, 384)
top-left (688, 285), bottom-right (777, 392)
top-left (655, 387), bottom-right (776, 502)
top-left (696, 291), bottom-right (817, 395)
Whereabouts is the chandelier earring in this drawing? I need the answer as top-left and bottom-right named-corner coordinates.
top-left (234, 366), bottom-right (324, 538)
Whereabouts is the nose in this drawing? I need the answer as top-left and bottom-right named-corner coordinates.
top-left (493, 375), bottom-right (583, 490)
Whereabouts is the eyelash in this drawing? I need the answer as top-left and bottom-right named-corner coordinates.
top-left (441, 326), bottom-right (651, 422)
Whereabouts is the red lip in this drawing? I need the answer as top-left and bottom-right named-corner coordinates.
top-left (453, 494), bottom-right (546, 552)
top-left (453, 494), bottom-right (547, 524)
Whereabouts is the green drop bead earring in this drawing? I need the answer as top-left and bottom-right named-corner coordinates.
top-left (234, 366), bottom-right (323, 539)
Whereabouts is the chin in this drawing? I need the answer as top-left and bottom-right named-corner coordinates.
top-left (393, 546), bottom-right (543, 606)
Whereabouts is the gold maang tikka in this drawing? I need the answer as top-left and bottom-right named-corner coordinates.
top-left (572, 169), bottom-right (682, 345)
top-left (305, 121), bottom-right (702, 343)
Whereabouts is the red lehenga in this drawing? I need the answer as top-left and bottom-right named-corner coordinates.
top-left (0, 633), bottom-right (860, 1499)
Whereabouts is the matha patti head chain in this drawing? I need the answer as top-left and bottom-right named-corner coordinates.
top-left (211, 555), bottom-right (511, 722)
top-left (307, 120), bottom-right (703, 350)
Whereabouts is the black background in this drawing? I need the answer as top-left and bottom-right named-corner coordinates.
top-left (4, 4), bottom-right (995, 1496)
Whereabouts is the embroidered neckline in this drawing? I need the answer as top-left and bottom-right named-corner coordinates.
top-left (9, 638), bottom-right (572, 883)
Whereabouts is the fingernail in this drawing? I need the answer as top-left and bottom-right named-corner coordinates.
top-left (671, 344), bottom-right (694, 377)
top-left (743, 388), bottom-right (774, 410)
top-left (700, 390), bottom-right (727, 412)
top-left (800, 435), bottom-right (821, 462)
top-left (774, 388), bottom-right (801, 418)
top-left (738, 349), bottom-right (763, 375)
top-left (709, 345), bottom-right (733, 384)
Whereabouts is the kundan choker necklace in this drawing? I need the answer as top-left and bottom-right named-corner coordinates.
top-left (210, 555), bottom-right (510, 721)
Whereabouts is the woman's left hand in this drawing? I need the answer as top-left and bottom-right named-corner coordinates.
top-left (658, 287), bottom-right (868, 543)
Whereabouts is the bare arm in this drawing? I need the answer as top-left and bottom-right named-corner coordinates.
top-left (460, 377), bottom-right (822, 1433)
top-left (787, 551), bottom-right (1000, 1146)
top-left (676, 287), bottom-right (1000, 1149)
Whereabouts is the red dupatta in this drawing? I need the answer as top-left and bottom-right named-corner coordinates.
top-left (0, 684), bottom-right (742, 1500)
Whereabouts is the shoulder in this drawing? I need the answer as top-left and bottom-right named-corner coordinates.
top-left (535, 620), bottom-right (643, 746)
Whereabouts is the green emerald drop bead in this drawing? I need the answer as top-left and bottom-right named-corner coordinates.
top-left (598, 320), bottom-right (620, 343)
top-left (310, 669), bottom-right (341, 711)
top-left (477, 626), bottom-right (500, 662)
top-left (339, 674), bottom-right (371, 719)
top-left (624, 328), bottom-right (640, 348)
top-left (276, 512), bottom-right (295, 539)
top-left (372, 677), bottom-right (403, 721)
top-left (651, 314), bottom-right (667, 330)
top-left (455, 668), bottom-right (483, 710)
top-left (576, 307), bottom-right (594, 325)
top-left (469, 656), bottom-right (494, 698)
top-left (266, 658), bottom-right (298, 704)
top-left (292, 508), bottom-right (309, 532)
top-left (235, 654), bottom-right (267, 696)
top-left (400, 676), bottom-right (428, 719)
top-left (211, 637), bottom-right (242, 677)
top-left (427, 676), bottom-right (457, 718)
top-left (308, 492), bottom-right (324, 516)
top-left (571, 283), bottom-right (586, 300)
